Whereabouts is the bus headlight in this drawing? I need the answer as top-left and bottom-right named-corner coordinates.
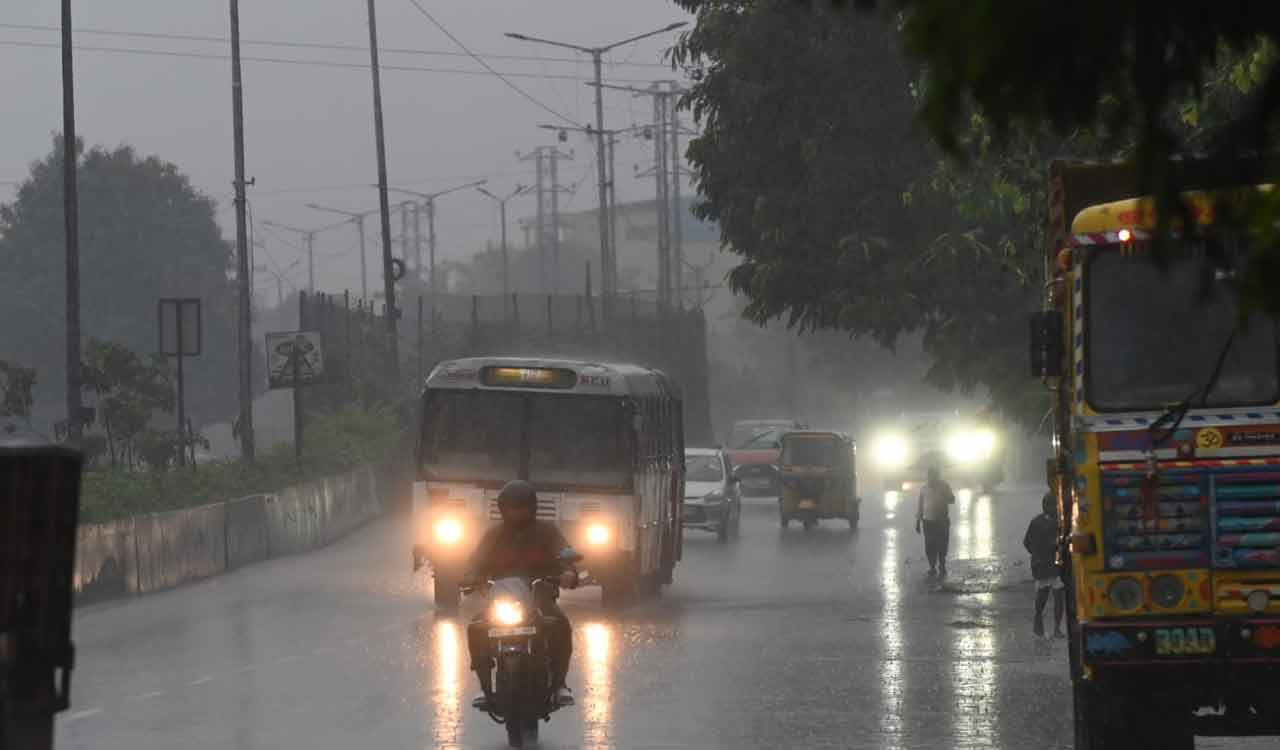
top-left (873, 434), bottom-right (909, 468)
top-left (1108, 577), bottom-right (1144, 611)
top-left (492, 599), bottom-right (524, 626)
top-left (585, 523), bottom-right (611, 547)
top-left (434, 518), bottom-right (464, 545)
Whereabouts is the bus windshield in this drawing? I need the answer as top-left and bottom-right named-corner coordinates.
top-left (421, 390), bottom-right (629, 488)
top-left (1086, 249), bottom-right (1280, 411)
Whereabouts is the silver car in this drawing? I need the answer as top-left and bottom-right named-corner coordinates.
top-left (682, 447), bottom-right (742, 542)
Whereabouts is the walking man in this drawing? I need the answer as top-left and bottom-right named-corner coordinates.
top-left (915, 465), bottom-right (955, 577)
top-left (1024, 491), bottom-right (1066, 638)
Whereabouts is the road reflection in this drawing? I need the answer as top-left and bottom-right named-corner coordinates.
top-left (879, 521), bottom-right (905, 749)
top-left (582, 622), bottom-right (613, 750)
top-left (431, 620), bottom-right (464, 747)
top-left (951, 624), bottom-right (1000, 749)
top-left (952, 491), bottom-right (994, 561)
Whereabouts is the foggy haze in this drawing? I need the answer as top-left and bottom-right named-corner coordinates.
top-left (1, 0), bottom-right (694, 297)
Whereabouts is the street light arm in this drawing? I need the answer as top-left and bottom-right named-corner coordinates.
top-left (599, 21), bottom-right (687, 53)
top-left (504, 31), bottom-right (591, 54)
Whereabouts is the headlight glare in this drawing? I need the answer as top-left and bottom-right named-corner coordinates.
top-left (873, 434), bottom-right (909, 468)
top-left (433, 518), bottom-right (464, 545)
top-left (493, 599), bottom-right (524, 625)
top-left (586, 523), bottom-right (611, 546)
top-left (1108, 577), bottom-right (1144, 611)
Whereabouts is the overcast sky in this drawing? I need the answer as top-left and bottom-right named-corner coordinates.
top-left (1, 0), bottom-right (694, 299)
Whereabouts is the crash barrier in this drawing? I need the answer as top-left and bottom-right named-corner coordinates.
top-left (73, 464), bottom-right (393, 605)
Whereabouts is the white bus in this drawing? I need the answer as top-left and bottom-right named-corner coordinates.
top-left (412, 357), bottom-right (685, 609)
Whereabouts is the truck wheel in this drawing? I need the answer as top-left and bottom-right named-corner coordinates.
top-left (433, 571), bottom-right (460, 612)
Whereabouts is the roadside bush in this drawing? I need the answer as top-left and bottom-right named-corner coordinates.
top-left (80, 402), bottom-right (407, 522)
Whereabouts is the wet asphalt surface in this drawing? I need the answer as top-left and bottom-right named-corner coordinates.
top-left (55, 485), bottom-right (1262, 749)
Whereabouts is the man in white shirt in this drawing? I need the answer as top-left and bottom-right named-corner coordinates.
top-left (915, 465), bottom-right (956, 577)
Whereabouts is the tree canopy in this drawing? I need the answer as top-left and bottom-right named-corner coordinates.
top-left (672, 0), bottom-right (1280, 425)
top-left (0, 138), bottom-right (247, 427)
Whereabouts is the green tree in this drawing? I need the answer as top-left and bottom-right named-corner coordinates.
top-left (0, 360), bottom-right (37, 434)
top-left (672, 1), bottom-right (1054, 423)
top-left (0, 137), bottom-right (246, 429)
top-left (81, 339), bottom-right (174, 468)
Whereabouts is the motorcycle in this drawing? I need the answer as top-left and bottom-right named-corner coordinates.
top-left (463, 550), bottom-right (582, 748)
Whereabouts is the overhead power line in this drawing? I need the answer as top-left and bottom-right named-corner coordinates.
top-left (401, 0), bottom-right (578, 126)
top-left (0, 39), bottom-right (660, 85)
top-left (0, 22), bottom-right (672, 69)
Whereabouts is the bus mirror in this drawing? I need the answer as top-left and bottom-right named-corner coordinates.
top-left (1030, 311), bottom-right (1064, 378)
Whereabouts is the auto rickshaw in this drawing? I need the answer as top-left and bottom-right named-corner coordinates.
top-left (778, 431), bottom-right (860, 531)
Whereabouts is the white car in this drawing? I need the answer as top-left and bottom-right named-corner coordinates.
top-left (683, 447), bottom-right (742, 541)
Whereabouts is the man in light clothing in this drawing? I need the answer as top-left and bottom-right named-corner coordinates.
top-left (915, 465), bottom-right (956, 577)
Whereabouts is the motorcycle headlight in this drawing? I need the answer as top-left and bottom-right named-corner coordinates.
top-left (434, 518), bottom-right (464, 545)
top-left (493, 599), bottom-right (524, 626)
top-left (873, 434), bottom-right (909, 468)
top-left (585, 523), bottom-right (611, 546)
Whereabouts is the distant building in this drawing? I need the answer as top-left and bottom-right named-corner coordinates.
top-left (543, 196), bottom-right (739, 328)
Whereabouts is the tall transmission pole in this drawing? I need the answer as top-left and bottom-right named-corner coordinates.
top-left (61, 0), bottom-right (82, 445)
top-left (668, 80), bottom-right (685, 310)
top-left (365, 0), bottom-right (398, 380)
top-left (506, 21), bottom-right (686, 318)
top-left (229, 0), bottom-right (254, 460)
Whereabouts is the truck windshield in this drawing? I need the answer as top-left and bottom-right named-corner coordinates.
top-left (1086, 249), bottom-right (1280, 411)
top-left (421, 390), bottom-right (629, 488)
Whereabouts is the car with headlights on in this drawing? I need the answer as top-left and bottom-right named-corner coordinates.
top-left (682, 447), bottom-right (741, 541)
top-left (868, 411), bottom-right (1004, 493)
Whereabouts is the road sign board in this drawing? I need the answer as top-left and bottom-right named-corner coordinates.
top-left (265, 330), bottom-right (324, 389)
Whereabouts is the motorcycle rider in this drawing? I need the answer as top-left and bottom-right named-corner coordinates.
top-left (463, 480), bottom-right (578, 710)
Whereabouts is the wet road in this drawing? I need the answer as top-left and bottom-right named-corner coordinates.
top-left (55, 484), bottom-right (1229, 749)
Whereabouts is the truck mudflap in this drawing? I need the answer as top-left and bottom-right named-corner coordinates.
top-left (1083, 618), bottom-right (1280, 667)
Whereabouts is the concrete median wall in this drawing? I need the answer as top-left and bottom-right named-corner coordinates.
top-left (73, 464), bottom-right (390, 606)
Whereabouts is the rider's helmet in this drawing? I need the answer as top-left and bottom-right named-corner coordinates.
top-left (497, 480), bottom-right (538, 524)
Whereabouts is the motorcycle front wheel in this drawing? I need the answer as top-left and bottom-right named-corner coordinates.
top-left (499, 654), bottom-right (527, 748)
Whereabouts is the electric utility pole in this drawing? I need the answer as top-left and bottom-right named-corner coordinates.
top-left (365, 0), bottom-right (398, 380)
top-left (229, 0), bottom-right (254, 460)
top-left (61, 0), bottom-right (83, 446)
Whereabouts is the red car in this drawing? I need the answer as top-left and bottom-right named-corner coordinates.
top-left (725, 419), bottom-right (806, 496)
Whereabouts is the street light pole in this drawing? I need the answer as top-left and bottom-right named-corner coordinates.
top-left (388, 179), bottom-right (486, 297)
top-left (262, 218), bottom-right (348, 296)
top-left (505, 21), bottom-right (685, 321)
top-left (478, 185), bottom-right (527, 297)
top-left (304, 204), bottom-right (378, 300)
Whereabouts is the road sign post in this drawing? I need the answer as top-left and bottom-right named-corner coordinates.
top-left (265, 324), bottom-right (325, 466)
top-left (158, 298), bottom-right (201, 467)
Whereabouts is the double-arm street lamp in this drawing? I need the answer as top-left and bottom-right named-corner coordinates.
top-left (476, 185), bottom-right (529, 297)
top-left (386, 179), bottom-right (487, 296)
